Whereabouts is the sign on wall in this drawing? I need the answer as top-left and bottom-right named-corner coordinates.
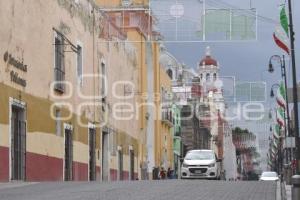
top-left (3, 51), bottom-right (27, 87)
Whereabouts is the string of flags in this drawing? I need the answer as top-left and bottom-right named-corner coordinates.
top-left (268, 82), bottom-right (287, 165)
top-left (268, 2), bottom-right (290, 168)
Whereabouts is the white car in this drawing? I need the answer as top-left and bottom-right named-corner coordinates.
top-left (259, 171), bottom-right (279, 181)
top-left (181, 150), bottom-right (221, 179)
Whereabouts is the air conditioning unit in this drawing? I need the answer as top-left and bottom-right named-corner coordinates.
top-left (122, 0), bottom-right (132, 6)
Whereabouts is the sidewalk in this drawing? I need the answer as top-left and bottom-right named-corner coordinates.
top-left (285, 184), bottom-right (292, 200)
top-left (278, 181), bottom-right (292, 200)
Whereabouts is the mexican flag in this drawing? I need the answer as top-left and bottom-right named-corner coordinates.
top-left (276, 107), bottom-right (285, 127)
top-left (276, 82), bottom-right (286, 108)
top-left (273, 124), bottom-right (281, 139)
top-left (268, 160), bottom-right (273, 166)
top-left (271, 146), bottom-right (277, 154)
top-left (273, 140), bottom-right (278, 148)
top-left (273, 6), bottom-right (290, 54)
top-left (280, 6), bottom-right (289, 36)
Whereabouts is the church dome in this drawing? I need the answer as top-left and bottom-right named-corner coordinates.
top-left (199, 46), bottom-right (218, 66)
top-left (200, 56), bottom-right (218, 66)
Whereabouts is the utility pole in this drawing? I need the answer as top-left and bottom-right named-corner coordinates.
top-left (287, 0), bottom-right (299, 174)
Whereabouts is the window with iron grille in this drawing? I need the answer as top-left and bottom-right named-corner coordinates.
top-left (110, 132), bottom-right (117, 156)
top-left (122, 0), bottom-right (132, 6)
top-left (101, 62), bottom-right (106, 97)
top-left (77, 44), bottom-right (83, 86)
top-left (54, 34), bottom-right (65, 93)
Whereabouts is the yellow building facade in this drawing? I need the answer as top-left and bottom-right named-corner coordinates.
top-left (96, 0), bottom-right (174, 178)
top-left (0, 0), bottom-right (141, 182)
top-left (154, 67), bottom-right (174, 169)
top-left (0, 0), bottom-right (174, 182)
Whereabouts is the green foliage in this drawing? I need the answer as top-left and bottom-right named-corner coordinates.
top-left (232, 127), bottom-right (255, 137)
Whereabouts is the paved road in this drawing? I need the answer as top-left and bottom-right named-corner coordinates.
top-left (0, 180), bottom-right (277, 200)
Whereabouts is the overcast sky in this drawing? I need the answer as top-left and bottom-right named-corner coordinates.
top-left (163, 0), bottom-right (299, 86)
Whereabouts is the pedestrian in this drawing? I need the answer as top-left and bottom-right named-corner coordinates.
top-left (160, 167), bottom-right (166, 180)
top-left (167, 167), bottom-right (172, 179)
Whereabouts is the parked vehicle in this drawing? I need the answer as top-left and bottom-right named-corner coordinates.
top-left (181, 150), bottom-right (221, 179)
top-left (259, 171), bottom-right (279, 181)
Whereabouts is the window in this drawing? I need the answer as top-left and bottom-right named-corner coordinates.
top-left (167, 69), bottom-right (173, 80)
top-left (115, 13), bottom-right (122, 27)
top-left (101, 62), bottom-right (106, 97)
top-left (122, 0), bottom-right (132, 6)
top-left (206, 73), bottom-right (210, 81)
top-left (129, 13), bottom-right (136, 26)
top-left (110, 132), bottom-right (117, 156)
top-left (213, 73), bottom-right (217, 81)
top-left (54, 34), bottom-right (65, 92)
top-left (161, 87), bottom-right (165, 102)
top-left (55, 109), bottom-right (61, 136)
top-left (77, 44), bottom-right (83, 86)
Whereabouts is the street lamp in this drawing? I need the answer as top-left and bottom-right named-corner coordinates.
top-left (268, 55), bottom-right (282, 73)
top-left (270, 84), bottom-right (280, 98)
top-left (269, 110), bottom-right (273, 119)
top-left (270, 89), bottom-right (275, 98)
top-left (268, 60), bottom-right (276, 73)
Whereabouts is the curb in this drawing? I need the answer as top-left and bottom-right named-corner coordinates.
top-left (0, 182), bottom-right (38, 190)
top-left (277, 181), bottom-right (281, 200)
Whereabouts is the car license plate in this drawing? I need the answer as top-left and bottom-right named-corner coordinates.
top-left (194, 170), bottom-right (202, 174)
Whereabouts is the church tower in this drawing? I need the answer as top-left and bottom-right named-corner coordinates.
top-left (199, 46), bottom-right (225, 113)
top-left (199, 46), bottom-right (219, 84)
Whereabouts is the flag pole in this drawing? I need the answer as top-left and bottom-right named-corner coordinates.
top-left (287, 0), bottom-right (300, 174)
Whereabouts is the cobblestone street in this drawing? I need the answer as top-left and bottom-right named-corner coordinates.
top-left (0, 180), bottom-right (277, 200)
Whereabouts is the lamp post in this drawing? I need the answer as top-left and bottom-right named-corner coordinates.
top-left (287, 0), bottom-right (300, 176)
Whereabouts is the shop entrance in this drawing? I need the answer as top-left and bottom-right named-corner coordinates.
top-left (64, 128), bottom-right (73, 181)
top-left (89, 128), bottom-right (96, 181)
top-left (11, 105), bottom-right (26, 181)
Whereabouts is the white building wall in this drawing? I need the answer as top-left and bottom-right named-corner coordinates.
top-left (223, 126), bottom-right (238, 180)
